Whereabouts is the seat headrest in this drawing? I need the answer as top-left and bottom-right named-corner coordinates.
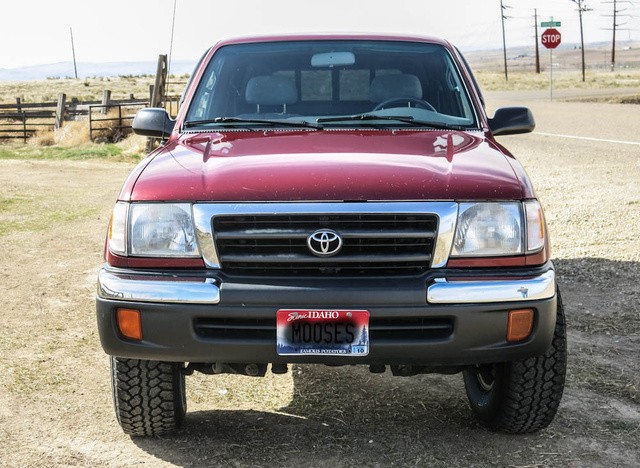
top-left (369, 74), bottom-right (423, 102)
top-left (245, 76), bottom-right (297, 106)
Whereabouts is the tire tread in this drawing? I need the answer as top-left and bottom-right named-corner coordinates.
top-left (111, 357), bottom-right (186, 436)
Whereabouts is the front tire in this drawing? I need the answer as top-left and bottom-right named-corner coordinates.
top-left (110, 357), bottom-right (187, 436)
top-left (463, 288), bottom-right (567, 433)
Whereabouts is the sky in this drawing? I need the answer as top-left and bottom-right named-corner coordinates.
top-left (1, 0), bottom-right (639, 70)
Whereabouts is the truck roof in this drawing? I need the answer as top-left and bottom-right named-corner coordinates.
top-left (213, 33), bottom-right (452, 48)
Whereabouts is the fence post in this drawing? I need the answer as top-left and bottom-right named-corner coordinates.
top-left (150, 54), bottom-right (167, 108)
top-left (101, 90), bottom-right (111, 114)
top-left (22, 112), bottom-right (27, 143)
top-left (89, 106), bottom-right (93, 142)
top-left (55, 93), bottom-right (66, 129)
top-left (16, 97), bottom-right (22, 112)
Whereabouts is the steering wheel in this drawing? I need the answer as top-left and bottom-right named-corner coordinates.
top-left (373, 97), bottom-right (436, 112)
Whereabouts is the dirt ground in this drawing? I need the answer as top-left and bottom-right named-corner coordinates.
top-left (0, 94), bottom-right (639, 467)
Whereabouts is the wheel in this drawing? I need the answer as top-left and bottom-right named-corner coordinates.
top-left (463, 288), bottom-right (567, 434)
top-left (110, 357), bottom-right (187, 436)
top-left (372, 97), bottom-right (436, 111)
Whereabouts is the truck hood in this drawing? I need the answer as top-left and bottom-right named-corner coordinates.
top-left (125, 130), bottom-right (525, 202)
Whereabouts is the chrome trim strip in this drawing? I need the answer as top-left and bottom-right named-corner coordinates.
top-left (97, 269), bottom-right (220, 304)
top-left (192, 202), bottom-right (459, 269)
top-left (427, 270), bottom-right (555, 304)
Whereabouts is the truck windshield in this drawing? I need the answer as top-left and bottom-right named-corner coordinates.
top-left (184, 40), bottom-right (477, 130)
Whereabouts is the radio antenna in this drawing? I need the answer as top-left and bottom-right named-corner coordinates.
top-left (165, 0), bottom-right (178, 105)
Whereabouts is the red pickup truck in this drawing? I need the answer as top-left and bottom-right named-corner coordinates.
top-left (97, 34), bottom-right (566, 436)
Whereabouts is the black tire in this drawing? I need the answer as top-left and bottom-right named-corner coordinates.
top-left (463, 288), bottom-right (567, 434)
top-left (110, 357), bottom-right (187, 436)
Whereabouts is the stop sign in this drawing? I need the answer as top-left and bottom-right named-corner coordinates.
top-left (541, 28), bottom-right (561, 49)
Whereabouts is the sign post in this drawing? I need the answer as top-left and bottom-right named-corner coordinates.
top-left (541, 25), bottom-right (561, 101)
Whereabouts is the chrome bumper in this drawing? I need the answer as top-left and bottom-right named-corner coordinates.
top-left (98, 268), bottom-right (554, 306)
top-left (427, 270), bottom-right (555, 304)
top-left (97, 270), bottom-right (220, 304)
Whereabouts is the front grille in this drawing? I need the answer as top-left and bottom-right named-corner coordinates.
top-left (212, 214), bottom-right (438, 276)
top-left (193, 317), bottom-right (453, 342)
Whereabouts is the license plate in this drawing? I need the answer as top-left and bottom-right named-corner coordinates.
top-left (276, 309), bottom-right (369, 356)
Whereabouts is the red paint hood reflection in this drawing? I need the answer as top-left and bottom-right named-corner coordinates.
top-left (125, 130), bottom-right (525, 202)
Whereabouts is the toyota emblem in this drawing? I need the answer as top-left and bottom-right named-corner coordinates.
top-left (307, 229), bottom-right (343, 257)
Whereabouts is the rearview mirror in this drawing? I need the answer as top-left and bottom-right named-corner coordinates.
top-left (132, 108), bottom-right (175, 138)
top-left (489, 107), bottom-right (535, 136)
top-left (311, 51), bottom-right (355, 68)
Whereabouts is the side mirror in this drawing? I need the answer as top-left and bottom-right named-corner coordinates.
top-left (132, 108), bottom-right (175, 138)
top-left (489, 107), bottom-right (535, 136)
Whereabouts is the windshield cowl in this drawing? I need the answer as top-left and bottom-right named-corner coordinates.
top-left (182, 113), bottom-right (475, 132)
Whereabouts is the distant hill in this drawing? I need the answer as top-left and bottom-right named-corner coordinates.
top-left (0, 60), bottom-right (197, 81)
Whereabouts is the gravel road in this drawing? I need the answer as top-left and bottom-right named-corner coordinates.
top-left (0, 92), bottom-right (638, 467)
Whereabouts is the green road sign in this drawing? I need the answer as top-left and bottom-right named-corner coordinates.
top-left (541, 21), bottom-right (561, 27)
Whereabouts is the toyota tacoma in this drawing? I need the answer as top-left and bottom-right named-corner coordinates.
top-left (97, 34), bottom-right (567, 436)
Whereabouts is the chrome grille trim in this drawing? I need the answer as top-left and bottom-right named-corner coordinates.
top-left (192, 202), bottom-right (458, 270)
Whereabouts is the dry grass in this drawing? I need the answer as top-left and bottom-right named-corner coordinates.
top-left (116, 133), bottom-right (147, 156)
top-left (475, 69), bottom-right (640, 92)
top-left (28, 119), bottom-right (91, 147)
top-left (2, 76), bottom-right (152, 103)
top-left (0, 75), bottom-right (186, 104)
top-left (26, 109), bottom-right (142, 148)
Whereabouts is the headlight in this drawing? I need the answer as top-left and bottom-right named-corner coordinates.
top-left (128, 203), bottom-right (200, 257)
top-left (452, 202), bottom-right (523, 257)
top-left (107, 202), bottom-right (200, 258)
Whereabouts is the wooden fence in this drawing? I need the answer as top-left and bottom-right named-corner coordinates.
top-left (0, 98), bottom-right (59, 143)
top-left (88, 101), bottom-right (148, 142)
top-left (0, 54), bottom-right (186, 144)
top-left (0, 89), bottom-right (181, 143)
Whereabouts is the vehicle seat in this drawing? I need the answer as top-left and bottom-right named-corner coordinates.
top-left (369, 74), bottom-right (423, 104)
top-left (241, 75), bottom-right (298, 118)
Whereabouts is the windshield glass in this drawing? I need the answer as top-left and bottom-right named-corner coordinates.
top-left (185, 40), bottom-right (477, 129)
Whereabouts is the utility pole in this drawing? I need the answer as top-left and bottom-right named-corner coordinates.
top-left (534, 9), bottom-right (541, 73)
top-left (603, 0), bottom-right (631, 71)
top-left (611, 0), bottom-right (618, 70)
top-left (571, 0), bottom-right (592, 82)
top-left (500, 0), bottom-right (511, 81)
top-left (70, 27), bottom-right (78, 79)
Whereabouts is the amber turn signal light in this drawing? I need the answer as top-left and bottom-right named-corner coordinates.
top-left (116, 308), bottom-right (142, 340)
top-left (507, 309), bottom-right (534, 342)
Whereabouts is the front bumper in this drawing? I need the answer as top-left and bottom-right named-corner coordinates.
top-left (96, 265), bottom-right (557, 366)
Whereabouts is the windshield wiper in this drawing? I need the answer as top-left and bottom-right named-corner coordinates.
top-left (316, 114), bottom-right (467, 131)
top-left (183, 117), bottom-right (322, 130)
